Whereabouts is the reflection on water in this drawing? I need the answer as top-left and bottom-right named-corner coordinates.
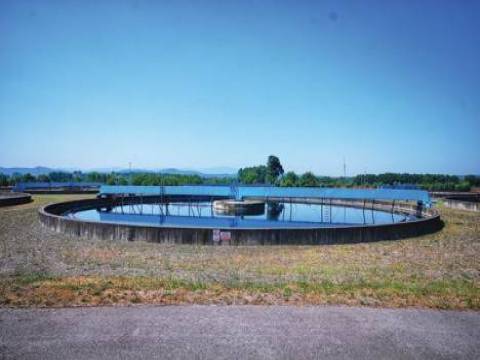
top-left (266, 202), bottom-right (284, 220)
top-left (70, 202), bottom-right (415, 229)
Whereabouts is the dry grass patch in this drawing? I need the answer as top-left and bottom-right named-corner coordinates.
top-left (0, 274), bottom-right (478, 309)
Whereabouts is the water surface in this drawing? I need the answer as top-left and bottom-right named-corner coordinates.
top-left (70, 202), bottom-right (414, 229)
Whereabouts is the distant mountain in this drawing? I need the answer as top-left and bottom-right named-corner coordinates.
top-left (0, 166), bottom-right (54, 176)
top-left (113, 168), bottom-right (197, 175)
top-left (87, 167), bottom-right (124, 173)
top-left (198, 167), bottom-right (238, 175)
top-left (0, 166), bottom-right (237, 178)
top-left (116, 167), bottom-right (236, 177)
top-left (163, 168), bottom-right (236, 177)
top-left (160, 168), bottom-right (201, 176)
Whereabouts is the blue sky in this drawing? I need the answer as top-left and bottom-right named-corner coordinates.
top-left (0, 0), bottom-right (479, 175)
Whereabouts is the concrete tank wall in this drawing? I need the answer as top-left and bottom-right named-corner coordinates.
top-left (0, 192), bottom-right (32, 207)
top-left (38, 196), bottom-right (443, 245)
top-left (444, 198), bottom-right (480, 212)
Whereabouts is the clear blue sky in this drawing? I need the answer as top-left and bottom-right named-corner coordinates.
top-left (0, 0), bottom-right (479, 175)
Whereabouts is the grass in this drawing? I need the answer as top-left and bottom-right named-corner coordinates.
top-left (0, 194), bottom-right (479, 308)
top-left (1, 275), bottom-right (477, 309)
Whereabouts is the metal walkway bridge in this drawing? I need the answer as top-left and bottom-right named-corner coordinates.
top-left (99, 185), bottom-right (431, 205)
top-left (14, 182), bottom-right (102, 192)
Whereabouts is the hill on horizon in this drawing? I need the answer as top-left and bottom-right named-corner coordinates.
top-left (0, 166), bottom-right (237, 178)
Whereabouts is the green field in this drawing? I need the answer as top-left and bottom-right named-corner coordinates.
top-left (1, 194), bottom-right (479, 309)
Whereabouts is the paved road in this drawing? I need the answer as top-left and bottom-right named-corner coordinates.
top-left (1, 306), bottom-right (479, 359)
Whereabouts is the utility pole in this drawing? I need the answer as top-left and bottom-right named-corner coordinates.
top-left (343, 157), bottom-right (347, 220)
top-left (129, 162), bottom-right (132, 185)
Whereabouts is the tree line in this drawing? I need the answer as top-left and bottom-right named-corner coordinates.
top-left (237, 156), bottom-right (479, 191)
top-left (0, 171), bottom-right (233, 187)
top-left (1, 156), bottom-right (479, 191)
top-left (352, 173), bottom-right (479, 192)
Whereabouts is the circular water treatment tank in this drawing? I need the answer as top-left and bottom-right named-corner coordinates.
top-left (213, 199), bottom-right (265, 216)
top-left (0, 192), bottom-right (32, 207)
top-left (39, 194), bottom-right (443, 245)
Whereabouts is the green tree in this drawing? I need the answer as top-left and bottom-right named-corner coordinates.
top-left (0, 173), bottom-right (9, 186)
top-left (266, 155), bottom-right (284, 184)
top-left (49, 171), bottom-right (73, 182)
top-left (37, 174), bottom-right (50, 182)
top-left (86, 171), bottom-right (107, 183)
top-left (106, 173), bottom-right (128, 185)
top-left (455, 182), bottom-right (471, 192)
top-left (72, 171), bottom-right (83, 182)
top-left (465, 175), bottom-right (480, 187)
top-left (280, 171), bottom-right (299, 187)
top-left (299, 172), bottom-right (319, 187)
top-left (238, 166), bottom-right (267, 184)
top-left (22, 173), bottom-right (36, 182)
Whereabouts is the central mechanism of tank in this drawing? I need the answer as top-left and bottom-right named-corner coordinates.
top-left (213, 199), bottom-right (265, 216)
